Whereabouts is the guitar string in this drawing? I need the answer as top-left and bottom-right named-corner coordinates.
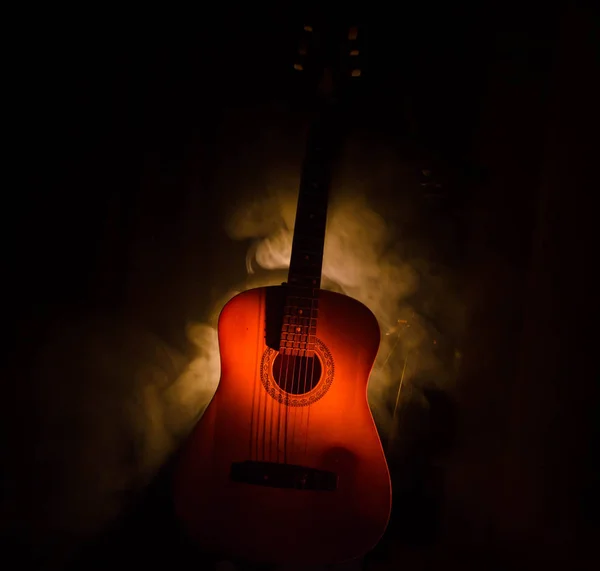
top-left (305, 291), bottom-right (318, 462)
top-left (301, 119), bottom-right (327, 462)
top-left (280, 314), bottom-right (293, 463)
top-left (288, 297), bottom-right (301, 464)
top-left (292, 300), bottom-right (309, 462)
top-left (289, 348), bottom-right (299, 462)
top-left (298, 298), bottom-right (309, 463)
top-left (270, 336), bottom-right (281, 463)
top-left (249, 337), bottom-right (257, 461)
top-left (287, 291), bottom-right (315, 466)
top-left (261, 340), bottom-right (268, 462)
top-left (266, 294), bottom-right (283, 463)
top-left (281, 324), bottom-right (290, 464)
top-left (286, 312), bottom-right (296, 462)
top-left (290, 298), bottom-right (306, 464)
top-left (272, 116), bottom-right (331, 466)
top-left (287, 302), bottom-right (296, 463)
top-left (254, 45), bottom-right (341, 471)
top-left (255, 351), bottom-right (261, 461)
top-left (283, 325), bottom-right (295, 465)
top-left (290, 311), bottom-right (301, 465)
top-left (305, 346), bottom-right (315, 460)
top-left (250, 299), bottom-right (262, 461)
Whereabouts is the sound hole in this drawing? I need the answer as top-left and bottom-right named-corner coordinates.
top-left (272, 353), bottom-right (322, 395)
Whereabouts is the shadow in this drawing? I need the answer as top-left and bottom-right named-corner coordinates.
top-left (64, 450), bottom-right (198, 570)
top-left (373, 387), bottom-right (456, 557)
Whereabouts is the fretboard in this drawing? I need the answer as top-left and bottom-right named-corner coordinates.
top-left (281, 103), bottom-right (341, 356)
top-left (288, 106), bottom-right (339, 290)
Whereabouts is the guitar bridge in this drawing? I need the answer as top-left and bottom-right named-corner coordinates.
top-left (230, 461), bottom-right (338, 491)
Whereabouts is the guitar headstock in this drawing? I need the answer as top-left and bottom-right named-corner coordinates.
top-left (290, 19), bottom-right (366, 105)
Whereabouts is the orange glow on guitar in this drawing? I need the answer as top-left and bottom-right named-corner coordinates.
top-left (173, 286), bottom-right (391, 564)
top-left (173, 21), bottom-right (391, 565)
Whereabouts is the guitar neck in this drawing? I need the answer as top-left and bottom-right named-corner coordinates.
top-left (279, 20), bottom-right (364, 355)
top-left (287, 102), bottom-right (341, 291)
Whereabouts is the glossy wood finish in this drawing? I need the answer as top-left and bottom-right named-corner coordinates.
top-left (173, 286), bottom-right (391, 565)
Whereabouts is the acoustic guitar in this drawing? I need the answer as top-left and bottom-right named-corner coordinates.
top-left (173, 21), bottom-right (391, 565)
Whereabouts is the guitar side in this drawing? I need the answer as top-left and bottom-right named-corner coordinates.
top-left (173, 285), bottom-right (391, 565)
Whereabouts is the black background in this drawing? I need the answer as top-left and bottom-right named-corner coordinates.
top-left (3, 3), bottom-right (598, 570)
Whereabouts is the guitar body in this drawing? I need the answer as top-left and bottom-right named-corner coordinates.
top-left (173, 285), bottom-right (391, 565)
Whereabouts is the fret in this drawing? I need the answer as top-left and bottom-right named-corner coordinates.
top-left (292, 223), bottom-right (326, 237)
top-left (290, 254), bottom-right (324, 268)
top-left (290, 261), bottom-right (322, 273)
top-left (280, 332), bottom-right (317, 343)
top-left (278, 281), bottom-right (320, 351)
top-left (288, 273), bottom-right (321, 280)
top-left (287, 275), bottom-right (321, 288)
top-left (285, 296), bottom-right (319, 304)
top-left (291, 245), bottom-right (324, 256)
top-left (282, 310), bottom-right (318, 319)
top-left (283, 303), bottom-right (319, 323)
top-left (294, 207), bottom-right (326, 219)
top-left (290, 240), bottom-right (324, 252)
top-left (303, 182), bottom-right (325, 191)
top-left (297, 194), bottom-right (327, 209)
top-left (281, 325), bottom-right (316, 335)
top-left (279, 347), bottom-right (316, 358)
top-left (291, 222), bottom-right (326, 238)
top-left (281, 323), bottom-right (318, 334)
top-left (298, 193), bottom-right (327, 206)
top-left (294, 204), bottom-right (327, 218)
top-left (280, 334), bottom-right (317, 344)
top-left (291, 259), bottom-right (323, 271)
top-left (291, 237), bottom-right (325, 251)
top-left (282, 309), bottom-right (319, 318)
top-left (284, 284), bottom-right (317, 295)
top-left (291, 237), bottom-right (325, 249)
top-left (293, 249), bottom-right (323, 260)
top-left (289, 253), bottom-right (324, 270)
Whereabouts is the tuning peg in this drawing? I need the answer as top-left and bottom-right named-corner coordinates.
top-left (351, 69), bottom-right (361, 77)
top-left (294, 63), bottom-right (304, 71)
top-left (348, 26), bottom-right (358, 40)
top-left (350, 49), bottom-right (359, 56)
top-left (304, 25), bottom-right (313, 32)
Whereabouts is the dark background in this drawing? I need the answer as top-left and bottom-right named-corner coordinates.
top-left (3, 3), bottom-right (598, 570)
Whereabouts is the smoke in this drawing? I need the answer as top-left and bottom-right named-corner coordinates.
top-left (2, 124), bottom-right (461, 569)
top-left (225, 185), bottom-right (448, 434)
top-left (1, 314), bottom-right (221, 564)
